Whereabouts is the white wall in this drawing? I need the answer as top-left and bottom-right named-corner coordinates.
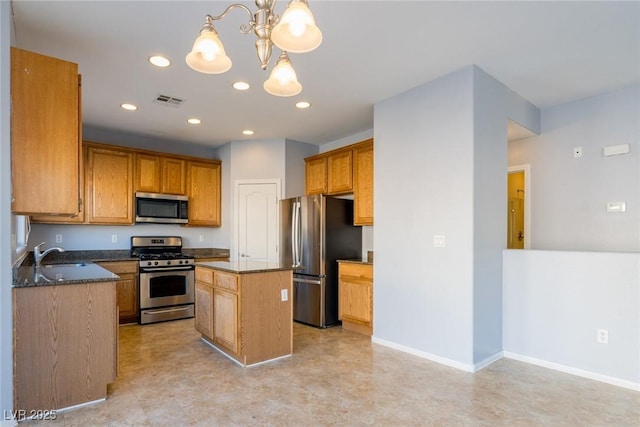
top-left (373, 66), bottom-right (541, 370)
top-left (503, 250), bottom-right (640, 389)
top-left (285, 139), bottom-right (317, 199)
top-left (374, 67), bottom-right (476, 367)
top-left (0, 0), bottom-right (14, 420)
top-left (508, 86), bottom-right (640, 252)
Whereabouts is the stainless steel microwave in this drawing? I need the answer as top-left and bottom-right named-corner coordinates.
top-left (135, 192), bottom-right (188, 224)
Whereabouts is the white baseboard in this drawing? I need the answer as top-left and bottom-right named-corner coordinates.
top-left (371, 336), bottom-right (475, 372)
top-left (503, 351), bottom-right (640, 392)
top-left (473, 351), bottom-right (503, 372)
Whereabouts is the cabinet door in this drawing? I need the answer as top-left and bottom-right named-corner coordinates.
top-left (353, 140), bottom-right (374, 225)
top-left (213, 288), bottom-right (238, 354)
top-left (195, 282), bottom-right (214, 341)
top-left (305, 157), bottom-right (327, 195)
top-left (86, 146), bottom-right (134, 224)
top-left (10, 47), bottom-right (81, 216)
top-left (187, 161), bottom-right (221, 226)
top-left (339, 276), bottom-right (372, 325)
top-left (135, 153), bottom-right (161, 193)
top-left (327, 150), bottom-right (353, 194)
top-left (162, 157), bottom-right (186, 195)
top-left (116, 275), bottom-right (138, 323)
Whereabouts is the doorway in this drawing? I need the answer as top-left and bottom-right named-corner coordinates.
top-left (235, 180), bottom-right (281, 262)
top-left (507, 165), bottom-right (530, 249)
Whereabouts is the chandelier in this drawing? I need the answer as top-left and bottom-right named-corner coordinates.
top-left (185, 0), bottom-right (323, 97)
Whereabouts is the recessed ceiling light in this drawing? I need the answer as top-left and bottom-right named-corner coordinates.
top-left (233, 81), bottom-right (250, 91)
top-left (242, 130), bottom-right (254, 136)
top-left (121, 103), bottom-right (138, 111)
top-left (149, 55), bottom-right (171, 67)
top-left (187, 118), bottom-right (202, 125)
top-left (296, 101), bottom-right (311, 109)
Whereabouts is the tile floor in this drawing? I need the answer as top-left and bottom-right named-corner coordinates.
top-left (22, 319), bottom-right (639, 426)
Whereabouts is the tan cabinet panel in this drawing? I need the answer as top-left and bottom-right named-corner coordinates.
top-left (97, 261), bottom-right (138, 324)
top-left (327, 150), bottom-right (353, 194)
top-left (195, 282), bottom-right (214, 341)
top-left (135, 153), bottom-right (161, 193)
top-left (13, 282), bottom-right (117, 413)
top-left (187, 161), bottom-right (221, 226)
top-left (213, 288), bottom-right (239, 354)
top-left (338, 262), bottom-right (373, 335)
top-left (305, 156), bottom-right (327, 195)
top-left (86, 145), bottom-right (134, 224)
top-left (353, 139), bottom-right (374, 225)
top-left (11, 47), bottom-right (81, 216)
top-left (162, 157), bottom-right (186, 195)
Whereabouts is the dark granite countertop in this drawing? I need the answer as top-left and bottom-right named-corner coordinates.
top-left (337, 259), bottom-right (373, 265)
top-left (196, 260), bottom-right (293, 274)
top-left (13, 262), bottom-right (119, 288)
top-left (19, 248), bottom-right (230, 266)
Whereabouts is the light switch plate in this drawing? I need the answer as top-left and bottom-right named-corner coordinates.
top-left (433, 235), bottom-right (446, 248)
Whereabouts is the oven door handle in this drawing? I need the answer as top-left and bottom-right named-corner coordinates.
top-left (140, 266), bottom-right (194, 272)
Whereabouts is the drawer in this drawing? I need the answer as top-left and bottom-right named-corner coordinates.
top-left (214, 271), bottom-right (238, 292)
top-left (339, 263), bottom-right (373, 280)
top-left (195, 267), bottom-right (214, 285)
top-left (97, 261), bottom-right (138, 275)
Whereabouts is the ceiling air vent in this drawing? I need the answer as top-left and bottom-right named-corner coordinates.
top-left (154, 94), bottom-right (184, 108)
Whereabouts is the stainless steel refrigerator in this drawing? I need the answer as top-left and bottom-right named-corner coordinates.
top-left (280, 195), bottom-right (362, 328)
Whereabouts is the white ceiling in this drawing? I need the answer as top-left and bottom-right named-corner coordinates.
top-left (10, 1), bottom-right (640, 148)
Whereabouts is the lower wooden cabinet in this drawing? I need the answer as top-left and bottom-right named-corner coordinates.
top-left (195, 265), bottom-right (292, 366)
top-left (13, 282), bottom-right (118, 413)
top-left (338, 262), bottom-right (373, 336)
top-left (97, 261), bottom-right (138, 324)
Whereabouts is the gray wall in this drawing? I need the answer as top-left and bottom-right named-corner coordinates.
top-left (503, 250), bottom-right (640, 387)
top-left (508, 86), bottom-right (640, 252)
top-left (284, 139), bottom-right (317, 199)
top-left (372, 66), bottom-right (540, 369)
top-left (0, 0), bottom-right (13, 419)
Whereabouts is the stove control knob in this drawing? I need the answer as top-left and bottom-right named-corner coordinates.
top-left (154, 261), bottom-right (159, 266)
top-left (167, 260), bottom-right (172, 265)
top-left (147, 261), bottom-right (152, 266)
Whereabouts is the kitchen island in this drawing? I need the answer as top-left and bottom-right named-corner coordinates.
top-left (195, 261), bottom-right (293, 366)
top-left (12, 262), bottom-right (119, 415)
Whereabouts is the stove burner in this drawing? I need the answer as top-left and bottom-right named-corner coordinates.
top-left (138, 253), bottom-right (193, 261)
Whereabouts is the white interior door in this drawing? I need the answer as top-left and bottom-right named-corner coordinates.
top-left (236, 181), bottom-right (280, 262)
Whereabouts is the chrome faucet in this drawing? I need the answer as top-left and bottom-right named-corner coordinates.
top-left (34, 242), bottom-right (65, 268)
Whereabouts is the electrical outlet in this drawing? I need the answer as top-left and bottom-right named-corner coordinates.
top-left (573, 146), bottom-right (583, 158)
top-left (111, 235), bottom-right (118, 243)
top-left (281, 289), bottom-right (288, 302)
top-left (55, 234), bottom-right (63, 243)
top-left (597, 328), bottom-right (609, 344)
top-left (199, 235), bottom-right (204, 242)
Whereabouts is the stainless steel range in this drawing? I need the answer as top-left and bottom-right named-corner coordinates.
top-left (131, 236), bottom-right (195, 324)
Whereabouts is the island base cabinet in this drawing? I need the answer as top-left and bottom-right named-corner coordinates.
top-left (13, 282), bottom-right (118, 414)
top-left (195, 266), bottom-right (292, 366)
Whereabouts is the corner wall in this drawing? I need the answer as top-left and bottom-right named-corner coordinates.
top-left (0, 0), bottom-right (15, 422)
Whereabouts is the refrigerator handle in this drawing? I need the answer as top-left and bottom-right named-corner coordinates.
top-left (292, 201), bottom-right (301, 267)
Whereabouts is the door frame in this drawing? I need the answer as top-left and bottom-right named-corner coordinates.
top-left (507, 164), bottom-right (531, 249)
top-left (233, 179), bottom-right (282, 261)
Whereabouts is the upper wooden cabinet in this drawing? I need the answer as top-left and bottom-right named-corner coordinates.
top-left (304, 139), bottom-right (374, 224)
top-left (327, 150), bottom-right (353, 194)
top-left (353, 139), bottom-right (374, 226)
top-left (135, 153), bottom-right (186, 195)
top-left (187, 160), bottom-right (221, 227)
top-left (86, 144), bottom-right (134, 224)
top-left (305, 156), bottom-right (327, 195)
top-left (10, 47), bottom-right (82, 216)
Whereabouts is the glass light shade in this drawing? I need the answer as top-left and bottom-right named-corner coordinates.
top-left (185, 28), bottom-right (232, 74)
top-left (271, 1), bottom-right (323, 53)
top-left (263, 53), bottom-right (302, 97)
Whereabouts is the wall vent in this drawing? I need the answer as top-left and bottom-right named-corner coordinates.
top-left (154, 94), bottom-right (184, 108)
